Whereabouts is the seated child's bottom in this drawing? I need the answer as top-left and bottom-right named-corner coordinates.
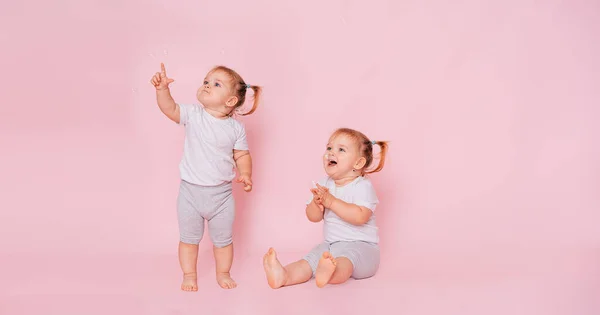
top-left (177, 180), bottom-right (235, 248)
top-left (303, 241), bottom-right (380, 279)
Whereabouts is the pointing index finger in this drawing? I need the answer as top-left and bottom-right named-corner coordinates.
top-left (161, 63), bottom-right (167, 75)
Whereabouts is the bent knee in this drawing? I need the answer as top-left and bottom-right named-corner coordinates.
top-left (352, 268), bottom-right (378, 280)
top-left (351, 261), bottom-right (379, 279)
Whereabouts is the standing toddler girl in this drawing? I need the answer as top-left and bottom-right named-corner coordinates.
top-left (151, 63), bottom-right (261, 290)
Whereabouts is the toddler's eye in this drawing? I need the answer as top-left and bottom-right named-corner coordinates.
top-left (326, 147), bottom-right (332, 151)
top-left (215, 83), bottom-right (221, 87)
top-left (203, 81), bottom-right (208, 85)
top-left (339, 148), bottom-right (345, 152)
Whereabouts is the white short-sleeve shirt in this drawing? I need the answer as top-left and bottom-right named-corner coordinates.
top-left (178, 103), bottom-right (249, 186)
top-left (308, 176), bottom-right (380, 244)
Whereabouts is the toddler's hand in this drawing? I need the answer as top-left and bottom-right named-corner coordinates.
top-left (151, 63), bottom-right (175, 90)
top-left (310, 188), bottom-right (325, 212)
top-left (315, 183), bottom-right (335, 208)
top-left (237, 174), bottom-right (253, 192)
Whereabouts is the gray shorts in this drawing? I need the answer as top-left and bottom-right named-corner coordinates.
top-left (303, 241), bottom-right (380, 279)
top-left (177, 180), bottom-right (235, 248)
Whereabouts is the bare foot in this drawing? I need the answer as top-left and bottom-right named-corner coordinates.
top-left (216, 272), bottom-right (237, 289)
top-left (263, 247), bottom-right (287, 289)
top-left (315, 252), bottom-right (337, 288)
top-left (181, 272), bottom-right (198, 291)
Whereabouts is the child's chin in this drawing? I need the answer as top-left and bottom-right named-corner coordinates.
top-left (324, 168), bottom-right (337, 177)
top-left (197, 94), bottom-right (210, 103)
top-left (198, 99), bottom-right (212, 108)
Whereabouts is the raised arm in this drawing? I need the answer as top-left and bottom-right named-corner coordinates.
top-left (151, 63), bottom-right (180, 123)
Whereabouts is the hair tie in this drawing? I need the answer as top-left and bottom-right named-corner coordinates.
top-left (371, 140), bottom-right (376, 145)
top-left (245, 84), bottom-right (251, 89)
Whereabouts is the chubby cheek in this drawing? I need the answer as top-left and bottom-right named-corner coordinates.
top-left (338, 160), bottom-right (350, 170)
top-left (340, 159), bottom-right (356, 171)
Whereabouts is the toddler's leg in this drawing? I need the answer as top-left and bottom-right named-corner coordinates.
top-left (315, 241), bottom-right (380, 288)
top-left (177, 181), bottom-right (205, 291)
top-left (179, 242), bottom-right (200, 291)
top-left (207, 186), bottom-right (237, 289)
top-left (213, 244), bottom-right (236, 289)
top-left (263, 242), bottom-right (329, 289)
top-left (263, 248), bottom-right (313, 289)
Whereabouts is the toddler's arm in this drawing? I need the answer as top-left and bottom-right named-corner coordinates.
top-left (156, 89), bottom-right (180, 123)
top-left (306, 197), bottom-right (324, 222)
top-left (151, 63), bottom-right (180, 123)
top-left (328, 199), bottom-right (373, 226)
top-left (315, 183), bottom-right (372, 225)
top-left (234, 150), bottom-right (252, 192)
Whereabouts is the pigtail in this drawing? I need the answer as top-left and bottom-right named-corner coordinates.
top-left (240, 85), bottom-right (261, 116)
top-left (365, 141), bottom-right (388, 174)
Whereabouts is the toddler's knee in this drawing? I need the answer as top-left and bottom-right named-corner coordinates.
top-left (212, 237), bottom-right (232, 248)
top-left (352, 269), bottom-right (377, 280)
top-left (350, 260), bottom-right (379, 280)
top-left (180, 234), bottom-right (203, 245)
top-left (210, 231), bottom-right (232, 248)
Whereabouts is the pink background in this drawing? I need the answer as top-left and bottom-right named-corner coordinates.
top-left (1, 0), bottom-right (599, 314)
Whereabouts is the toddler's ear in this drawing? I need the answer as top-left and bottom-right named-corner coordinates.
top-left (226, 96), bottom-right (239, 107)
top-left (354, 156), bottom-right (367, 170)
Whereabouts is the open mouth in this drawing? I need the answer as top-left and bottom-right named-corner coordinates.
top-left (327, 160), bottom-right (338, 166)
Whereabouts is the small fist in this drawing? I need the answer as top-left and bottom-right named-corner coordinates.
top-left (150, 63), bottom-right (175, 90)
top-left (237, 174), bottom-right (253, 192)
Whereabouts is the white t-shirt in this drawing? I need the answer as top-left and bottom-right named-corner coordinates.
top-left (308, 176), bottom-right (380, 244)
top-left (177, 103), bottom-right (249, 186)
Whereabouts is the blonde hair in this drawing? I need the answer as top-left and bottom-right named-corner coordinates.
top-left (209, 65), bottom-right (261, 116)
top-left (330, 127), bottom-right (388, 174)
